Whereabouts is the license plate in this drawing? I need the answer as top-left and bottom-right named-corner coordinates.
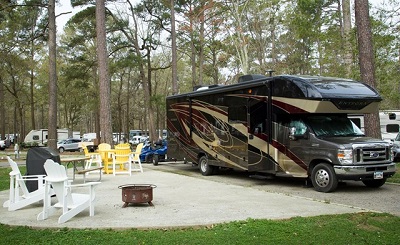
top-left (374, 171), bottom-right (383, 179)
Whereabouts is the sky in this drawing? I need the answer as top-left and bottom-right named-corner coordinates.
top-left (55, 0), bottom-right (388, 32)
top-left (55, 1), bottom-right (82, 31)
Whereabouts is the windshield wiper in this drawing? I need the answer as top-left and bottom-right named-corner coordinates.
top-left (342, 133), bottom-right (364, 137)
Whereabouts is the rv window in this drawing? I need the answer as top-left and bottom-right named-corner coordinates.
top-left (33, 135), bottom-right (39, 140)
top-left (349, 118), bottom-right (361, 129)
top-left (306, 115), bottom-right (364, 137)
top-left (228, 105), bottom-right (247, 123)
top-left (386, 124), bottom-right (399, 133)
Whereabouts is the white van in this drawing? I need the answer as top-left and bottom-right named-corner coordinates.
top-left (129, 135), bottom-right (147, 145)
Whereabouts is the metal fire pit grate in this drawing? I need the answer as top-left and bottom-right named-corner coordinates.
top-left (118, 184), bottom-right (157, 208)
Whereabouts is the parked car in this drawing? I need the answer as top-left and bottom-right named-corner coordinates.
top-left (392, 144), bottom-right (400, 163)
top-left (0, 140), bottom-right (5, 150)
top-left (139, 139), bottom-right (167, 165)
top-left (57, 138), bottom-right (82, 153)
top-left (392, 132), bottom-right (400, 162)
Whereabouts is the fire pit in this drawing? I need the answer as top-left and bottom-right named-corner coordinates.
top-left (118, 184), bottom-right (157, 208)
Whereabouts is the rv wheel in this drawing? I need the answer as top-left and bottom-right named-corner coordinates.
top-left (199, 156), bottom-right (214, 176)
top-left (311, 163), bottom-right (338, 193)
top-left (362, 178), bottom-right (386, 188)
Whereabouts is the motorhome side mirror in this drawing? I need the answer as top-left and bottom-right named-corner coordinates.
top-left (289, 127), bottom-right (308, 140)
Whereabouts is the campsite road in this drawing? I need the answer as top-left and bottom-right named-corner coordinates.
top-left (146, 161), bottom-right (400, 217)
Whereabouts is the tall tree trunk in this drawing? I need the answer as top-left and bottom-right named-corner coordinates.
top-left (190, 10), bottom-right (197, 88)
top-left (125, 68), bottom-right (131, 139)
top-left (47, 0), bottom-right (57, 150)
top-left (145, 46), bottom-right (157, 143)
top-left (30, 44), bottom-right (35, 130)
top-left (342, 0), bottom-right (353, 77)
top-left (171, 0), bottom-right (178, 94)
top-left (96, 0), bottom-right (113, 145)
top-left (355, 0), bottom-right (381, 139)
top-left (198, 3), bottom-right (205, 85)
top-left (0, 77), bottom-right (4, 140)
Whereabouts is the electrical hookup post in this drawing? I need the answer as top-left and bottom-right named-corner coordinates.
top-left (14, 143), bottom-right (19, 159)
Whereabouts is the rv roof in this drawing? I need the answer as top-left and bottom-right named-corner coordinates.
top-left (167, 74), bottom-right (380, 102)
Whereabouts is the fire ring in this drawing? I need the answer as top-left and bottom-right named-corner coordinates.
top-left (118, 184), bottom-right (157, 208)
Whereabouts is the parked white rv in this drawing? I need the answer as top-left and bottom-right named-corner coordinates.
top-left (24, 129), bottom-right (80, 146)
top-left (349, 110), bottom-right (400, 143)
top-left (379, 110), bottom-right (400, 142)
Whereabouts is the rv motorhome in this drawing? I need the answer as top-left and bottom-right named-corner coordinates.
top-left (166, 74), bottom-right (396, 192)
top-left (24, 129), bottom-right (80, 146)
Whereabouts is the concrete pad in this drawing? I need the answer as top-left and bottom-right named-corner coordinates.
top-left (0, 166), bottom-right (364, 229)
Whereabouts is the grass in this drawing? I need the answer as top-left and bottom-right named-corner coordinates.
top-left (389, 163), bottom-right (400, 183)
top-left (0, 213), bottom-right (399, 244)
top-left (0, 155), bottom-right (399, 244)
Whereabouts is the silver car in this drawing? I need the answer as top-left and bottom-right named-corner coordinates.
top-left (57, 138), bottom-right (81, 153)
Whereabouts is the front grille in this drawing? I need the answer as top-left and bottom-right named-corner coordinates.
top-left (353, 144), bottom-right (391, 164)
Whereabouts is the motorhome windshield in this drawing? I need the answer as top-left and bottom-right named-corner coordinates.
top-left (306, 115), bottom-right (364, 137)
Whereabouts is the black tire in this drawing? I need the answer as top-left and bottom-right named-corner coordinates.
top-left (362, 178), bottom-right (387, 188)
top-left (153, 154), bottom-right (159, 166)
top-left (311, 163), bottom-right (338, 193)
top-left (59, 147), bottom-right (65, 153)
top-left (199, 156), bottom-right (214, 176)
top-left (145, 154), bottom-right (153, 163)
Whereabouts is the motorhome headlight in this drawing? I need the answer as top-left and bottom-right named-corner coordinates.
top-left (337, 149), bottom-right (353, 164)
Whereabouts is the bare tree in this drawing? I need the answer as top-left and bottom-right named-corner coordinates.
top-left (355, 0), bottom-right (381, 139)
top-left (47, 0), bottom-right (57, 150)
top-left (96, 0), bottom-right (113, 145)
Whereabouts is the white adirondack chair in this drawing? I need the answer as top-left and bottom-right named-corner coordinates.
top-left (37, 159), bottom-right (101, 224)
top-left (3, 156), bottom-right (49, 211)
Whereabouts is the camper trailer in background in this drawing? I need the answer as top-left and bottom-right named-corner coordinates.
top-left (24, 129), bottom-right (80, 146)
top-left (167, 74), bottom-right (396, 192)
top-left (349, 111), bottom-right (400, 143)
top-left (379, 111), bottom-right (400, 142)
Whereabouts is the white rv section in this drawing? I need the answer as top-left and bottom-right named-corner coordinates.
top-left (82, 133), bottom-right (97, 141)
top-left (379, 111), bottom-right (400, 142)
top-left (24, 129), bottom-right (80, 146)
top-left (349, 110), bottom-right (400, 143)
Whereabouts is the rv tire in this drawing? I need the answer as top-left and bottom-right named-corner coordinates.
top-left (199, 156), bottom-right (214, 176)
top-left (362, 178), bottom-right (386, 188)
top-left (311, 163), bottom-right (338, 193)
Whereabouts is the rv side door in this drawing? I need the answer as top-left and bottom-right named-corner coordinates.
top-left (247, 99), bottom-right (275, 172)
top-left (283, 119), bottom-right (310, 177)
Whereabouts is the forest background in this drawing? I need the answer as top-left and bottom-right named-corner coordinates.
top-left (0, 0), bottom-right (399, 145)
